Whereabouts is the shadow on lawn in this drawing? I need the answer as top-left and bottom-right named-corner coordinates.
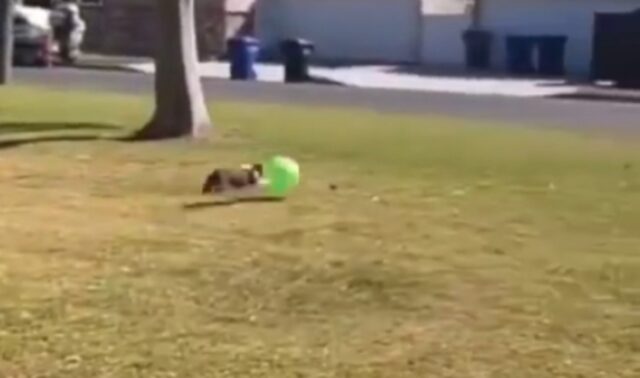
top-left (0, 122), bottom-right (121, 135)
top-left (0, 122), bottom-right (127, 150)
top-left (184, 197), bottom-right (285, 210)
top-left (0, 134), bottom-right (107, 149)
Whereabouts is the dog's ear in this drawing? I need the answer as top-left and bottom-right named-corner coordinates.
top-left (252, 163), bottom-right (264, 176)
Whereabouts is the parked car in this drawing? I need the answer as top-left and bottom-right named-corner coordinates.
top-left (13, 4), bottom-right (55, 67)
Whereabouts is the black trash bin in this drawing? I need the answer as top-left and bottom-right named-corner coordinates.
top-left (462, 30), bottom-right (493, 70)
top-left (536, 35), bottom-right (567, 76)
top-left (281, 38), bottom-right (315, 83)
top-left (227, 36), bottom-right (260, 80)
top-left (506, 36), bottom-right (536, 75)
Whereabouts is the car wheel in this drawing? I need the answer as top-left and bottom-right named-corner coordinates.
top-left (36, 59), bottom-right (52, 68)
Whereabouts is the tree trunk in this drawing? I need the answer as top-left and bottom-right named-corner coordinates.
top-left (0, 0), bottom-right (13, 85)
top-left (135, 0), bottom-right (212, 140)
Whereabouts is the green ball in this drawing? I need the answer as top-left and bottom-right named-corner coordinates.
top-left (264, 156), bottom-right (300, 197)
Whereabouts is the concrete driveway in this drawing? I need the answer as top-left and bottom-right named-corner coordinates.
top-left (124, 61), bottom-right (581, 98)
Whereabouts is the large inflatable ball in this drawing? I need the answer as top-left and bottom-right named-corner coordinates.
top-left (264, 155), bottom-right (300, 197)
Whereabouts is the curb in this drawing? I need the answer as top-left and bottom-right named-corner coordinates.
top-left (552, 91), bottom-right (640, 104)
top-left (70, 62), bottom-right (145, 74)
top-left (72, 61), bottom-right (348, 87)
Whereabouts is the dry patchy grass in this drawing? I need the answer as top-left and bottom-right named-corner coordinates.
top-left (0, 86), bottom-right (638, 377)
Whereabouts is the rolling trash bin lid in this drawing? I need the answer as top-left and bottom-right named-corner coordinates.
top-left (229, 36), bottom-right (259, 46)
top-left (281, 38), bottom-right (315, 52)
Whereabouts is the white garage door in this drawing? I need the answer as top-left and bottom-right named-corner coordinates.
top-left (267, 0), bottom-right (421, 63)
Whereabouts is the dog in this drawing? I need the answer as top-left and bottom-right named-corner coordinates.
top-left (201, 163), bottom-right (264, 195)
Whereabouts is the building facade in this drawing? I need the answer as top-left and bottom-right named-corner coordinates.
top-left (256, 0), bottom-right (640, 78)
top-left (467, 0), bottom-right (640, 77)
top-left (79, 0), bottom-right (226, 58)
top-left (418, 0), bottom-right (640, 78)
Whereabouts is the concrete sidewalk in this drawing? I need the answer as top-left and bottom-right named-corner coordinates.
top-left (122, 60), bottom-right (581, 98)
top-left (75, 54), bottom-right (151, 71)
top-left (74, 55), bottom-right (640, 102)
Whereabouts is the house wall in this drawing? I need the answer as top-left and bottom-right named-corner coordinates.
top-left (479, 0), bottom-right (640, 77)
top-left (419, 1), bottom-right (473, 67)
top-left (256, 0), bottom-right (422, 63)
top-left (254, 0), bottom-right (284, 57)
top-left (252, 0), bottom-right (640, 77)
top-left (225, 0), bottom-right (256, 40)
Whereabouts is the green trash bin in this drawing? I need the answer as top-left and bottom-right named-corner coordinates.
top-left (536, 35), bottom-right (567, 76)
top-left (506, 35), bottom-right (536, 75)
top-left (280, 38), bottom-right (315, 83)
top-left (462, 30), bottom-right (493, 70)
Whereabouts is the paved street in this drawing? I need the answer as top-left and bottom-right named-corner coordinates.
top-left (14, 67), bottom-right (640, 135)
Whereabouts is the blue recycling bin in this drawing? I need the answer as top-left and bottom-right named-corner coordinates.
top-left (506, 36), bottom-right (536, 75)
top-left (281, 38), bottom-right (315, 83)
top-left (227, 36), bottom-right (260, 80)
top-left (536, 36), bottom-right (567, 76)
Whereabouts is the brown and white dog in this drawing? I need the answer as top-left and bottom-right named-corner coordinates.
top-left (201, 163), bottom-right (265, 197)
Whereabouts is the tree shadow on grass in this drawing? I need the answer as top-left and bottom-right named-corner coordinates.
top-left (0, 121), bottom-right (227, 149)
top-left (0, 122), bottom-right (121, 135)
top-left (183, 196), bottom-right (285, 210)
top-left (0, 134), bottom-right (108, 149)
top-left (0, 122), bottom-right (125, 150)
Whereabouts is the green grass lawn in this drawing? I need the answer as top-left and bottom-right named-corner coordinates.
top-left (0, 86), bottom-right (638, 378)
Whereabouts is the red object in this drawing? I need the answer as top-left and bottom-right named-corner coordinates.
top-left (38, 34), bottom-right (54, 66)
